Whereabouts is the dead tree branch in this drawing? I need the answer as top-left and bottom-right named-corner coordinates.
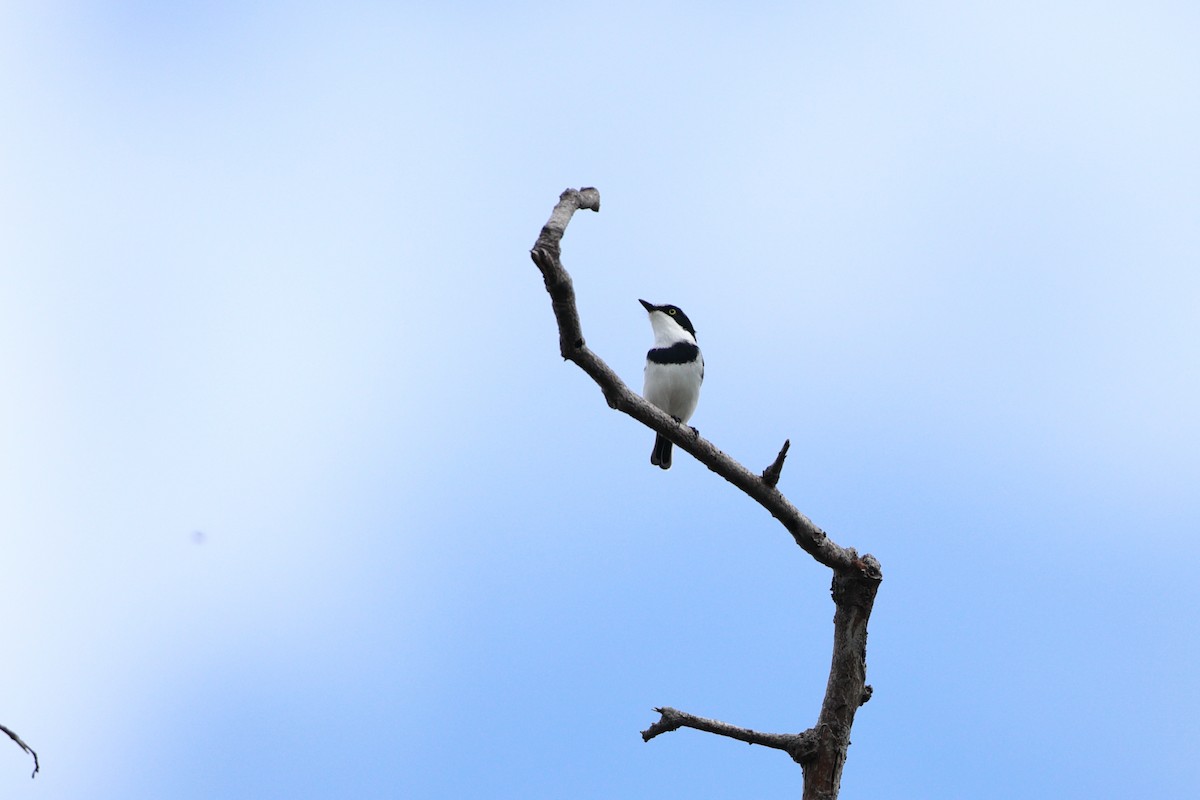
top-left (642, 707), bottom-right (818, 764)
top-left (1, 723), bottom-right (39, 779)
top-left (528, 187), bottom-right (882, 799)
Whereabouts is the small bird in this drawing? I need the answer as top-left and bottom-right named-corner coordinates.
top-left (640, 298), bottom-right (704, 470)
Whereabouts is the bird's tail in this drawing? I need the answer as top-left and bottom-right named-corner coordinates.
top-left (651, 434), bottom-right (672, 470)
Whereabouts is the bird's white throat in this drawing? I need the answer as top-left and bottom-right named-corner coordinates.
top-left (647, 311), bottom-right (696, 348)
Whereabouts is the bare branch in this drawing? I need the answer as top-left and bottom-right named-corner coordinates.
top-left (641, 707), bottom-right (817, 764)
top-left (530, 187), bottom-right (601, 370)
top-left (1, 723), bottom-right (39, 779)
top-left (761, 438), bottom-right (791, 488)
top-left (528, 187), bottom-right (883, 800)
top-left (529, 190), bottom-right (866, 573)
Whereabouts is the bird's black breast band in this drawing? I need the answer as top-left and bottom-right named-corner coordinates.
top-left (646, 342), bottom-right (700, 365)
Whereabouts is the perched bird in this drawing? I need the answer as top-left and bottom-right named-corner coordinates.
top-left (639, 298), bottom-right (704, 470)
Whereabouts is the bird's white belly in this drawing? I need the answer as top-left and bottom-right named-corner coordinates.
top-left (644, 360), bottom-right (702, 423)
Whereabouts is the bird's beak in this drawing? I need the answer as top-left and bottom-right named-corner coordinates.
top-left (638, 299), bottom-right (655, 313)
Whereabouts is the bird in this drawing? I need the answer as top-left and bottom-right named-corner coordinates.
top-left (639, 298), bottom-right (704, 470)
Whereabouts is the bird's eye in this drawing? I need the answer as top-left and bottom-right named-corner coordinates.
top-left (668, 308), bottom-right (677, 315)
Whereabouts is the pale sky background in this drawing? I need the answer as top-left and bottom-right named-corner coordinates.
top-left (2, 2), bottom-right (1198, 798)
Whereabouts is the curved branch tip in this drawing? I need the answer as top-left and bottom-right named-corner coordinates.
top-left (1, 724), bottom-right (38, 779)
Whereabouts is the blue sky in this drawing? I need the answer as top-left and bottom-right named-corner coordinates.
top-left (2, 2), bottom-right (1198, 797)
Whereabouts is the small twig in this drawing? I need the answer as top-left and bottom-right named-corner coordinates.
top-left (761, 438), bottom-right (791, 488)
top-left (1, 723), bottom-right (39, 779)
top-left (641, 707), bottom-right (817, 764)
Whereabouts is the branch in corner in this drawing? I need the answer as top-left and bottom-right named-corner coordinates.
top-left (1, 723), bottom-right (39, 779)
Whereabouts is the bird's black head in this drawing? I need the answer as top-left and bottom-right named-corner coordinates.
top-left (639, 298), bottom-right (697, 337)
